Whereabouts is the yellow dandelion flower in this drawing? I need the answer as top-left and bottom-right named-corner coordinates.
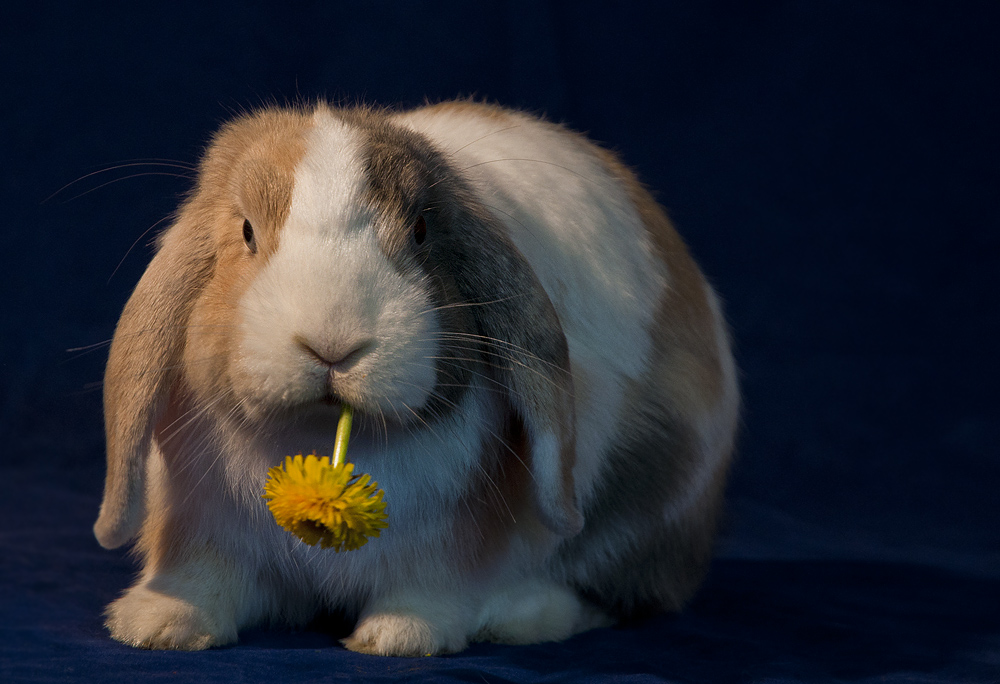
top-left (262, 404), bottom-right (388, 551)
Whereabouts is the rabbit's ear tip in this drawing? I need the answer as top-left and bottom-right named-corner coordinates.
top-left (528, 427), bottom-right (584, 537)
top-left (538, 503), bottom-right (584, 537)
top-left (93, 512), bottom-right (138, 549)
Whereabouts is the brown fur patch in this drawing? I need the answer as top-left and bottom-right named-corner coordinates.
top-left (595, 146), bottom-right (726, 417)
top-left (179, 109), bottom-right (313, 409)
top-left (138, 386), bottom-right (196, 570)
top-left (544, 138), bottom-right (734, 617)
top-left (98, 107), bottom-right (314, 550)
top-left (197, 107), bottom-right (313, 257)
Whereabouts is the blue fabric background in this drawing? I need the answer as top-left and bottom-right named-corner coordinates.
top-left (1, 1), bottom-right (997, 681)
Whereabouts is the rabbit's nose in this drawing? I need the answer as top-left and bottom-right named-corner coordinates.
top-left (296, 337), bottom-right (375, 372)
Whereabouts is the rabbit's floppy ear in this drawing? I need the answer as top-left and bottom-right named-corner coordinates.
top-left (94, 212), bottom-right (214, 549)
top-left (450, 211), bottom-right (583, 537)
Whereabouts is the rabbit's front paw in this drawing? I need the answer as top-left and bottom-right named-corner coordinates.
top-left (105, 584), bottom-right (236, 650)
top-left (343, 612), bottom-right (466, 657)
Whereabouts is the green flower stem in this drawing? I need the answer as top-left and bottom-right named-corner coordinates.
top-left (333, 403), bottom-right (354, 468)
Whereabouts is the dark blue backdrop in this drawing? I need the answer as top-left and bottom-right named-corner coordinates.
top-left (2, 1), bottom-right (997, 682)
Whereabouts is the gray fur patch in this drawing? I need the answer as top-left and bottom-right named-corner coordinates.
top-left (323, 104), bottom-right (578, 534)
top-left (550, 398), bottom-right (727, 616)
top-left (324, 106), bottom-right (571, 434)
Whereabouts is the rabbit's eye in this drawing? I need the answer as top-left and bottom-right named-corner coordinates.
top-left (243, 219), bottom-right (257, 253)
top-left (412, 214), bottom-right (427, 246)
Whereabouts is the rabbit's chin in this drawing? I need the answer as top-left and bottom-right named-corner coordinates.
top-left (230, 389), bottom-right (424, 438)
top-left (224, 396), bottom-right (437, 462)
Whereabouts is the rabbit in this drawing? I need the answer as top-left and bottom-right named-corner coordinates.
top-left (93, 99), bottom-right (740, 655)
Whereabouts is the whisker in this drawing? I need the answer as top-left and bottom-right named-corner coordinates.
top-left (66, 339), bottom-right (113, 353)
top-left (63, 340), bottom-right (113, 364)
top-left (44, 160), bottom-right (196, 203)
top-left (450, 124), bottom-right (523, 155)
top-left (432, 357), bottom-right (509, 394)
top-left (480, 202), bottom-right (547, 247)
top-left (427, 352), bottom-right (563, 393)
top-left (157, 387), bottom-right (236, 450)
top-left (461, 158), bottom-right (597, 185)
top-left (51, 171), bottom-right (195, 204)
top-left (430, 337), bottom-right (562, 374)
top-left (416, 293), bottom-right (528, 317)
top-left (108, 214), bottom-right (175, 284)
top-left (405, 386), bottom-right (524, 525)
top-left (172, 393), bottom-right (250, 488)
top-left (432, 331), bottom-right (571, 377)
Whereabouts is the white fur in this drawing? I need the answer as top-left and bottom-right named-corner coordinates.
top-left (102, 103), bottom-right (735, 655)
top-left (237, 109), bottom-right (438, 418)
top-left (117, 378), bottom-right (523, 651)
top-left (474, 577), bottom-right (613, 644)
